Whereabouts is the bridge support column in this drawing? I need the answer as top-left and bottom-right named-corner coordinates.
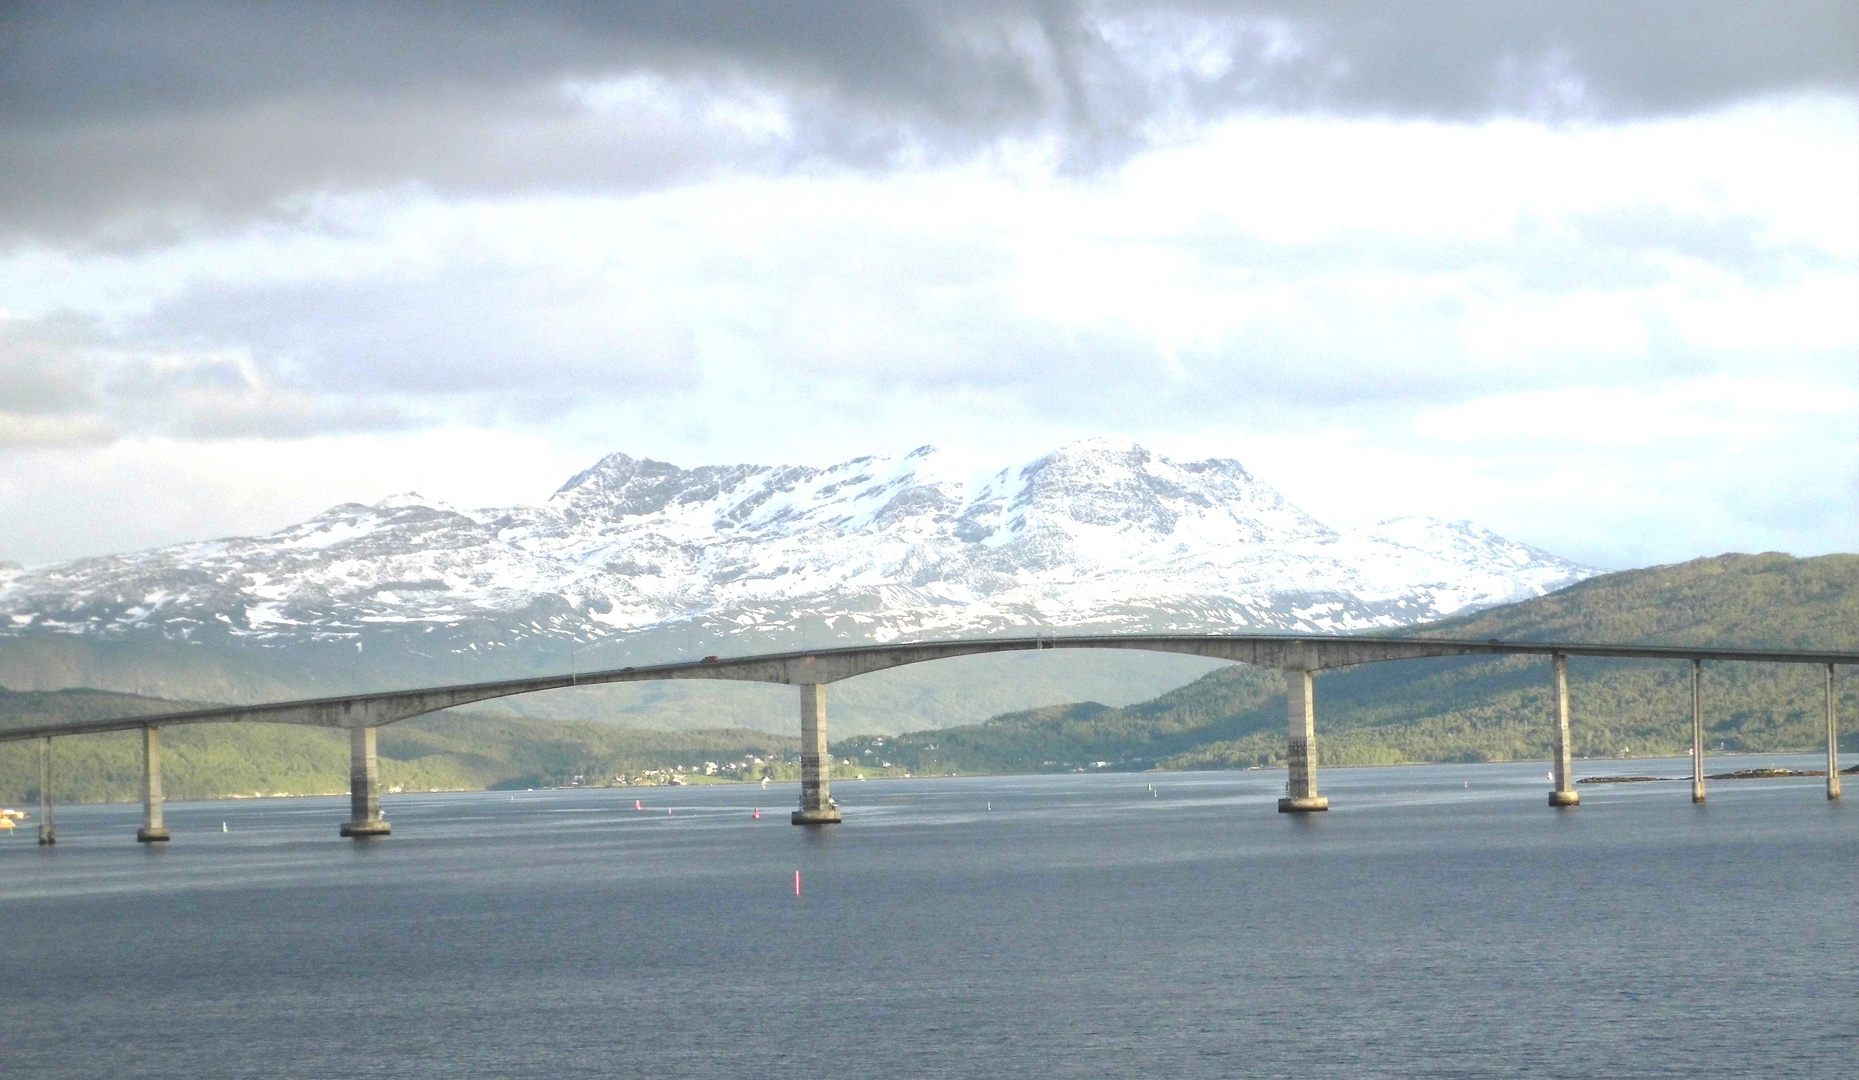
top-left (1549, 653), bottom-right (1579, 807)
top-left (37, 736), bottom-right (55, 846)
top-left (791, 683), bottom-right (840, 825)
top-left (137, 724), bottom-right (170, 842)
top-left (1827, 664), bottom-right (1841, 801)
top-left (1690, 660), bottom-right (1706, 804)
top-left (339, 726), bottom-right (390, 838)
top-left (1278, 668), bottom-right (1328, 812)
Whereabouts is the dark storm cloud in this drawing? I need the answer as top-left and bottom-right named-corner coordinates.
top-left (2, 0), bottom-right (1851, 241)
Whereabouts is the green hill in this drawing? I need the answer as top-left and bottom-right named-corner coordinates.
top-left (0, 688), bottom-right (798, 804)
top-left (834, 553), bottom-right (1859, 775)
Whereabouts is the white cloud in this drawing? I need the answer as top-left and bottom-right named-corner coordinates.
top-left (0, 94), bottom-right (1851, 569)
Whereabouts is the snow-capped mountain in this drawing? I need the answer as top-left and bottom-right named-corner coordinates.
top-left (0, 439), bottom-right (1593, 690)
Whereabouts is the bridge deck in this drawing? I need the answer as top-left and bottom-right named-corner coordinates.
top-left (2, 632), bottom-right (1855, 743)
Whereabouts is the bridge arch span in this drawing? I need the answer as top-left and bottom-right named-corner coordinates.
top-left (5, 633), bottom-right (1851, 838)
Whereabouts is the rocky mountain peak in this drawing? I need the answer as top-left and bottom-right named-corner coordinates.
top-left (0, 439), bottom-right (1599, 673)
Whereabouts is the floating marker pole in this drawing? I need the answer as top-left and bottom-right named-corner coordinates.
top-left (794, 870), bottom-right (801, 897)
top-left (635, 800), bottom-right (642, 810)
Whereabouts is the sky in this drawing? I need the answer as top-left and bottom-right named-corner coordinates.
top-left (0, 0), bottom-right (1853, 571)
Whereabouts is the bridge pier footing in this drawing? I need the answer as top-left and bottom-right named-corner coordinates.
top-left (137, 724), bottom-right (170, 842)
top-left (791, 683), bottom-right (841, 825)
top-left (37, 736), bottom-right (55, 845)
top-left (1278, 668), bottom-right (1328, 813)
top-left (339, 726), bottom-right (391, 838)
top-left (1548, 653), bottom-right (1580, 807)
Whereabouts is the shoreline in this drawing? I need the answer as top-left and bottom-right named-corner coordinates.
top-left (9, 749), bottom-right (1850, 810)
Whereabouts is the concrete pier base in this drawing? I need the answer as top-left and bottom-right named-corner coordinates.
top-left (138, 724), bottom-right (170, 842)
top-left (1547, 654), bottom-right (1580, 809)
top-left (1280, 668), bottom-right (1329, 812)
top-left (792, 683), bottom-right (840, 825)
top-left (36, 736), bottom-right (55, 846)
top-left (1690, 659), bottom-right (1707, 804)
top-left (341, 726), bottom-right (390, 838)
top-left (789, 808), bottom-right (843, 825)
top-left (1827, 664), bottom-right (1842, 802)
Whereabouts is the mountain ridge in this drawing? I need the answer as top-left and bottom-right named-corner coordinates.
top-left (0, 438), bottom-right (1595, 731)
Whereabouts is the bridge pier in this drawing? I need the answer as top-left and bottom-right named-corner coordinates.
top-left (137, 724), bottom-right (170, 842)
top-left (1827, 664), bottom-right (1841, 801)
top-left (37, 736), bottom-right (55, 845)
top-left (339, 726), bottom-right (390, 837)
top-left (791, 683), bottom-right (841, 825)
top-left (1278, 668), bottom-right (1328, 812)
top-left (1548, 653), bottom-right (1579, 807)
top-left (1690, 660), bottom-right (1706, 804)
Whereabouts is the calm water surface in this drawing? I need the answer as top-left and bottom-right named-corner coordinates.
top-left (4, 756), bottom-right (1855, 1079)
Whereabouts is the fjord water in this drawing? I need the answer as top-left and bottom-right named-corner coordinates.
top-left (4, 759), bottom-right (1853, 1079)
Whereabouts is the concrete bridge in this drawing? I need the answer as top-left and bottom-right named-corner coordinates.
top-left (4, 632), bottom-right (1853, 844)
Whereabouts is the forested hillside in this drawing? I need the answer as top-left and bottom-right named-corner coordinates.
top-left (836, 553), bottom-right (1859, 774)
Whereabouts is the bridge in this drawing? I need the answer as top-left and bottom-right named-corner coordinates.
top-left (4, 632), bottom-right (1853, 844)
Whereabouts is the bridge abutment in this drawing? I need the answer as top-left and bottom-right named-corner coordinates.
top-left (1548, 654), bottom-right (1579, 807)
top-left (1278, 668), bottom-right (1328, 813)
top-left (137, 724), bottom-right (170, 842)
top-left (791, 683), bottom-right (841, 825)
top-left (339, 726), bottom-right (391, 837)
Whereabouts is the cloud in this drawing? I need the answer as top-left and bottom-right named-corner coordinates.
top-left (1, 96), bottom-right (1847, 449)
top-left (0, 312), bottom-right (420, 443)
top-left (2, 1), bottom-right (1852, 241)
top-left (0, 15), bottom-right (1849, 570)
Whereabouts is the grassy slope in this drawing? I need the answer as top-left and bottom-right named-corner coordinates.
top-left (0, 688), bottom-right (798, 803)
top-left (839, 553), bottom-right (1859, 774)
